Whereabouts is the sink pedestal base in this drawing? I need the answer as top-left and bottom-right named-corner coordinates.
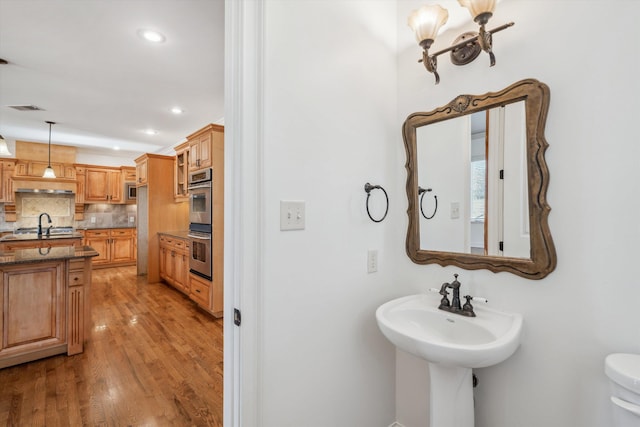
top-left (428, 363), bottom-right (474, 427)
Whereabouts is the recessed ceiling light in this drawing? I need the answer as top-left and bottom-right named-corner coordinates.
top-left (137, 29), bottom-right (166, 43)
top-left (113, 146), bottom-right (120, 151)
top-left (171, 107), bottom-right (184, 114)
top-left (144, 129), bottom-right (158, 135)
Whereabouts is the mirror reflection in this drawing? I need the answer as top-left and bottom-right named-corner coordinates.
top-left (417, 102), bottom-right (530, 258)
top-left (403, 79), bottom-right (556, 279)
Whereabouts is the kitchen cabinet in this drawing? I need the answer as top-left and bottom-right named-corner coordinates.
top-left (0, 160), bottom-right (16, 203)
top-left (0, 261), bottom-right (66, 367)
top-left (136, 157), bottom-right (148, 186)
top-left (0, 249), bottom-right (97, 368)
top-left (84, 228), bottom-right (135, 268)
top-left (85, 167), bottom-right (122, 203)
top-left (174, 141), bottom-right (189, 201)
top-left (186, 124), bottom-right (223, 171)
top-left (122, 167), bottom-right (136, 182)
top-left (134, 154), bottom-right (189, 284)
top-left (159, 234), bottom-right (189, 293)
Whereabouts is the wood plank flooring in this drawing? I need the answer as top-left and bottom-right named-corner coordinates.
top-left (0, 265), bottom-right (223, 427)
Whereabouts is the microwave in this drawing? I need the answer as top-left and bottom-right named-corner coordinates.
top-left (125, 182), bottom-right (137, 201)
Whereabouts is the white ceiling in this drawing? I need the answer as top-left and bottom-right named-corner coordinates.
top-left (0, 0), bottom-right (224, 160)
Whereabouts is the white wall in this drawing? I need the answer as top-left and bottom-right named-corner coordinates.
top-left (259, 1), bottom-right (401, 425)
top-left (395, 1), bottom-right (640, 427)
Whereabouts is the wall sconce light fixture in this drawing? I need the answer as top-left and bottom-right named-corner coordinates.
top-left (408, 0), bottom-right (514, 84)
top-left (43, 121), bottom-right (57, 179)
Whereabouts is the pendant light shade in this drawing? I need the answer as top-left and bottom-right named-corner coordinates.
top-left (0, 134), bottom-right (11, 156)
top-left (43, 121), bottom-right (56, 178)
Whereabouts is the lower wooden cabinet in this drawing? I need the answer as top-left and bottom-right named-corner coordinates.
top-left (158, 233), bottom-right (221, 317)
top-left (84, 228), bottom-right (136, 268)
top-left (0, 256), bottom-right (94, 368)
top-left (159, 235), bottom-right (189, 293)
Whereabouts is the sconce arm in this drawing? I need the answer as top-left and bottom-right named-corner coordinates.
top-left (425, 21), bottom-right (513, 72)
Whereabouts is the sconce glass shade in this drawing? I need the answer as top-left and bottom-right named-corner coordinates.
top-left (458, 0), bottom-right (496, 23)
top-left (0, 135), bottom-right (11, 156)
top-left (408, 5), bottom-right (449, 48)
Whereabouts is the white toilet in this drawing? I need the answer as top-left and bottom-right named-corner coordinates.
top-left (605, 353), bottom-right (640, 426)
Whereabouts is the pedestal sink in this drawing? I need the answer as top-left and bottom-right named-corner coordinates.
top-left (376, 294), bottom-right (523, 427)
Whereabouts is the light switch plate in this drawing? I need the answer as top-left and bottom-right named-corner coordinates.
top-left (280, 200), bottom-right (305, 231)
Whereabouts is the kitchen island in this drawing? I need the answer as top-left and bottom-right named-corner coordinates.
top-left (0, 245), bottom-right (98, 368)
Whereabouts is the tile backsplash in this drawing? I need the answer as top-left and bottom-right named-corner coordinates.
top-left (0, 193), bottom-right (136, 231)
top-left (76, 203), bottom-right (137, 229)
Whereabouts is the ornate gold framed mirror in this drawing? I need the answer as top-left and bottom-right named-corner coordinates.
top-left (403, 79), bottom-right (556, 279)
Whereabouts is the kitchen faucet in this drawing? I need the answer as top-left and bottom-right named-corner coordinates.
top-left (438, 274), bottom-right (480, 317)
top-left (37, 213), bottom-right (52, 238)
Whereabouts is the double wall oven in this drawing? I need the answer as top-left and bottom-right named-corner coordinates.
top-left (188, 168), bottom-right (213, 280)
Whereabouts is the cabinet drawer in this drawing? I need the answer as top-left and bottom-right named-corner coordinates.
top-left (172, 238), bottom-right (187, 251)
top-left (68, 260), bottom-right (85, 271)
top-left (111, 229), bottom-right (133, 237)
top-left (190, 276), bottom-right (210, 307)
top-left (86, 230), bottom-right (109, 238)
top-left (69, 271), bottom-right (84, 286)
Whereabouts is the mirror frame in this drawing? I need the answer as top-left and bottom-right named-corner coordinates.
top-left (403, 79), bottom-right (556, 279)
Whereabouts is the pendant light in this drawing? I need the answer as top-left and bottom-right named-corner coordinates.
top-left (0, 134), bottom-right (11, 156)
top-left (43, 121), bottom-right (56, 178)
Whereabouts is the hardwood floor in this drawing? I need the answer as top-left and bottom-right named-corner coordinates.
top-left (0, 265), bottom-right (223, 427)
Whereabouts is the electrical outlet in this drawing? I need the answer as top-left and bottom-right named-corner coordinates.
top-left (367, 250), bottom-right (378, 273)
top-left (451, 202), bottom-right (460, 219)
top-left (90, 216), bottom-right (96, 224)
top-left (129, 216), bottom-right (135, 223)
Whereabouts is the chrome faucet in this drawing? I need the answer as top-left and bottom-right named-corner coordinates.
top-left (438, 274), bottom-right (477, 317)
top-left (37, 213), bottom-right (52, 238)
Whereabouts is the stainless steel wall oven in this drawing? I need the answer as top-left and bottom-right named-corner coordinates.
top-left (188, 168), bottom-right (213, 280)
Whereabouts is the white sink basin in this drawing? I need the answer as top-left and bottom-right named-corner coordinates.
top-left (377, 293), bottom-right (523, 427)
top-left (376, 294), bottom-right (523, 368)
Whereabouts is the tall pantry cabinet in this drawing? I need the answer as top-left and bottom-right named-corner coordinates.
top-left (135, 154), bottom-right (189, 283)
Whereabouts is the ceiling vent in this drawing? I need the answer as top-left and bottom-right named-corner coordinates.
top-left (8, 105), bottom-right (45, 111)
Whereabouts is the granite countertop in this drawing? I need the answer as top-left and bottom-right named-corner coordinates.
top-left (0, 245), bottom-right (99, 265)
top-left (0, 232), bottom-right (84, 242)
top-left (158, 230), bottom-right (190, 239)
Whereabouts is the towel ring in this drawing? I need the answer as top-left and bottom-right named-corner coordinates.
top-left (364, 182), bottom-right (389, 223)
top-left (418, 187), bottom-right (437, 219)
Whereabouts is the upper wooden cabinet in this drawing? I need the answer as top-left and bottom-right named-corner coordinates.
top-left (136, 157), bottom-right (148, 186)
top-left (122, 167), bottom-right (136, 182)
top-left (186, 124), bottom-right (223, 171)
top-left (85, 167), bottom-right (122, 203)
top-left (174, 141), bottom-right (189, 201)
top-left (0, 160), bottom-right (16, 203)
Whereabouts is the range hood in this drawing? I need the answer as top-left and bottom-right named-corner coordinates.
top-left (12, 176), bottom-right (76, 194)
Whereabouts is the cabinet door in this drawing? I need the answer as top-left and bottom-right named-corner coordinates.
top-left (85, 169), bottom-right (110, 202)
top-left (188, 133), bottom-right (213, 171)
top-left (136, 159), bottom-right (148, 185)
top-left (196, 133), bottom-right (212, 169)
top-left (0, 262), bottom-right (65, 353)
top-left (173, 251), bottom-right (188, 292)
top-left (111, 235), bottom-right (133, 263)
top-left (108, 171), bottom-right (122, 203)
top-left (159, 245), bottom-right (170, 281)
top-left (85, 235), bottom-right (110, 265)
